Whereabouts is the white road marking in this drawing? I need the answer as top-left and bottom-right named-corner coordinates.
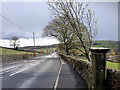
top-left (4, 67), bottom-right (17, 73)
top-left (24, 60), bottom-right (27, 62)
top-left (2, 54), bottom-right (51, 77)
top-left (40, 60), bottom-right (45, 63)
top-left (1, 64), bottom-right (22, 73)
top-left (10, 67), bottom-right (29, 76)
top-left (19, 60), bottom-right (53, 88)
top-left (0, 67), bottom-right (17, 75)
top-left (9, 60), bottom-right (44, 76)
top-left (61, 59), bottom-right (66, 64)
top-left (54, 57), bottom-right (62, 90)
top-left (10, 62), bottom-right (16, 64)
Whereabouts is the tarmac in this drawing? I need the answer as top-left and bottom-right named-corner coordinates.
top-left (57, 59), bottom-right (88, 89)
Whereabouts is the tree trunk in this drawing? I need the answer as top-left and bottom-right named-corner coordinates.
top-left (66, 47), bottom-right (70, 55)
top-left (14, 43), bottom-right (15, 49)
top-left (86, 52), bottom-right (91, 62)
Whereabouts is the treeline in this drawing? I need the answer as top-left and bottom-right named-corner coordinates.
top-left (22, 44), bottom-right (56, 50)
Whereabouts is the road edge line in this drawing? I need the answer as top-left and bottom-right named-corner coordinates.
top-left (54, 54), bottom-right (62, 90)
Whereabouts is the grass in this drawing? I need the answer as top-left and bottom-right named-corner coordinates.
top-left (106, 61), bottom-right (120, 70)
top-left (1, 48), bottom-right (34, 55)
top-left (77, 56), bottom-right (120, 70)
top-left (93, 40), bottom-right (120, 51)
top-left (1, 48), bottom-right (37, 62)
top-left (1, 47), bottom-right (56, 62)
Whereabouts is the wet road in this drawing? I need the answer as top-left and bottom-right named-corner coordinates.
top-left (1, 53), bottom-right (60, 88)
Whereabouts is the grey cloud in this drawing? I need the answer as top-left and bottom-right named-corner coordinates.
top-left (2, 2), bottom-right (118, 41)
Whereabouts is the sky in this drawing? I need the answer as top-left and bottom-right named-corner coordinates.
top-left (0, 1), bottom-right (119, 47)
top-left (118, 2), bottom-right (120, 41)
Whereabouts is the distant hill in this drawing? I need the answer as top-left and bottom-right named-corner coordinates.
top-left (93, 40), bottom-right (120, 52)
top-left (19, 44), bottom-right (57, 51)
top-left (19, 40), bottom-right (120, 51)
top-left (24, 44), bottom-right (56, 49)
top-left (1, 40), bottom-right (120, 52)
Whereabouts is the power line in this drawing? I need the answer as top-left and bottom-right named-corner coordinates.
top-left (0, 14), bottom-right (41, 39)
top-left (0, 14), bottom-right (33, 34)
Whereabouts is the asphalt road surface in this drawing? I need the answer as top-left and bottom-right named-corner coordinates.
top-left (1, 53), bottom-right (60, 88)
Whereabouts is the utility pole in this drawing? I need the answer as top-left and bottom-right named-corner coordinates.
top-left (33, 32), bottom-right (36, 57)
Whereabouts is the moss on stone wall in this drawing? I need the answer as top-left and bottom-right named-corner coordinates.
top-left (106, 68), bottom-right (120, 89)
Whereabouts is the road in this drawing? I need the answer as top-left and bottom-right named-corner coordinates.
top-left (1, 53), bottom-right (60, 88)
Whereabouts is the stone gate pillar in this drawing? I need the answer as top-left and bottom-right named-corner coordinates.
top-left (90, 47), bottom-right (110, 90)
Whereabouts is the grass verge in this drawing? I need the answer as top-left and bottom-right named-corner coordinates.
top-left (1, 48), bottom-right (38, 62)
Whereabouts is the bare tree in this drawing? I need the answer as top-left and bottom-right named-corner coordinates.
top-left (43, 17), bottom-right (77, 55)
top-left (47, 0), bottom-right (97, 62)
top-left (10, 36), bottom-right (20, 49)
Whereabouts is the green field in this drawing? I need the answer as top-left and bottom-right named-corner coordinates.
top-left (72, 40), bottom-right (120, 70)
top-left (76, 56), bottom-right (120, 70)
top-left (106, 61), bottom-right (120, 70)
top-left (93, 40), bottom-right (120, 50)
top-left (1, 48), bottom-right (34, 55)
top-left (1, 47), bottom-right (56, 55)
top-left (1, 47), bottom-right (35, 62)
top-left (1, 47), bottom-right (56, 62)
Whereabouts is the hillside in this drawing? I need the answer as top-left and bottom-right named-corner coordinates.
top-left (93, 40), bottom-right (120, 52)
top-left (1, 45), bottom-right (57, 62)
top-left (1, 47), bottom-right (36, 62)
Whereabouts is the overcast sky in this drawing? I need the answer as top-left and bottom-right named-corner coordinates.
top-left (2, 2), bottom-right (51, 39)
top-left (0, 1), bottom-right (119, 47)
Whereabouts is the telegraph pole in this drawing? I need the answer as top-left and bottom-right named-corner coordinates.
top-left (33, 32), bottom-right (36, 57)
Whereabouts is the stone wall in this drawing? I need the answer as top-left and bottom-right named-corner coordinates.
top-left (59, 54), bottom-right (120, 89)
top-left (106, 68), bottom-right (120, 90)
top-left (59, 54), bottom-right (92, 88)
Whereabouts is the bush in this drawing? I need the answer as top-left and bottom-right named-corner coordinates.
top-left (14, 46), bottom-right (19, 50)
top-left (22, 54), bottom-right (28, 59)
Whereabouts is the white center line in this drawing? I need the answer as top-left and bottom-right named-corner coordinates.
top-left (1, 64), bottom-right (22, 73)
top-left (10, 67), bottom-right (29, 76)
top-left (4, 67), bottom-right (17, 73)
top-left (9, 60), bottom-right (44, 76)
